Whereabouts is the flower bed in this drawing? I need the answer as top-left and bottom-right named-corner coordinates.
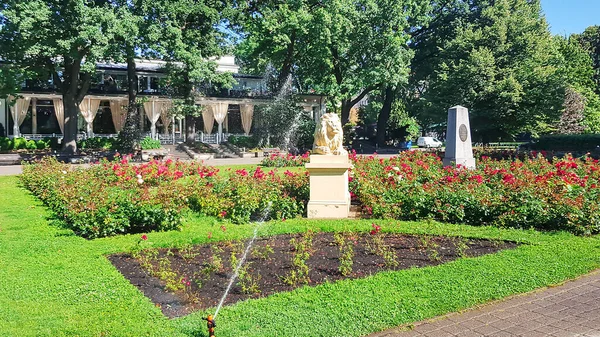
top-left (260, 152), bottom-right (310, 167)
top-left (22, 157), bottom-right (308, 238)
top-left (21, 156), bottom-right (202, 238)
top-left (110, 230), bottom-right (516, 317)
top-left (350, 150), bottom-right (600, 235)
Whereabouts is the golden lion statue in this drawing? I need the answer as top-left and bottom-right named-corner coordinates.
top-left (312, 113), bottom-right (347, 155)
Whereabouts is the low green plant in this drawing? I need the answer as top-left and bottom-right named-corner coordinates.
top-left (454, 237), bottom-right (470, 258)
top-left (179, 244), bottom-right (199, 261)
top-left (77, 137), bottom-right (116, 150)
top-left (420, 236), bottom-right (441, 262)
top-left (237, 262), bottom-right (261, 295)
top-left (140, 137), bottom-right (161, 150)
top-left (135, 249), bottom-right (184, 292)
top-left (336, 233), bottom-right (355, 277)
top-left (283, 230), bottom-right (314, 286)
top-left (252, 244), bottom-right (274, 260)
top-left (228, 135), bottom-right (258, 149)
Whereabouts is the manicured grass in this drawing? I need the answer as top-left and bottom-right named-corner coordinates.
top-left (0, 175), bottom-right (599, 337)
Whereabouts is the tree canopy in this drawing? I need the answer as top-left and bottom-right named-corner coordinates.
top-left (236, 0), bottom-right (430, 124)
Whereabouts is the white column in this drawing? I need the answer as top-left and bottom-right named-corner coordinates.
top-left (172, 116), bottom-right (175, 145)
top-left (151, 101), bottom-right (156, 139)
top-left (32, 99), bottom-right (37, 135)
top-left (0, 99), bottom-right (6, 136)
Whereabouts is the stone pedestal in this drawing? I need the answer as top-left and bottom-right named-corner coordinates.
top-left (443, 105), bottom-right (476, 169)
top-left (305, 155), bottom-right (351, 218)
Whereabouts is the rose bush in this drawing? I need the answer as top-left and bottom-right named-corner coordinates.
top-left (349, 150), bottom-right (600, 235)
top-left (22, 156), bottom-right (309, 238)
top-left (21, 156), bottom-right (201, 238)
top-left (260, 152), bottom-right (310, 167)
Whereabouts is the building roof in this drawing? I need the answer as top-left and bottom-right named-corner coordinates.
top-left (96, 56), bottom-right (240, 74)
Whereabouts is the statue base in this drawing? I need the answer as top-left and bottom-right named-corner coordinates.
top-left (305, 155), bottom-right (351, 219)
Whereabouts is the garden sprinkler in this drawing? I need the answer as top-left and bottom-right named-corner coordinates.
top-left (203, 315), bottom-right (216, 337)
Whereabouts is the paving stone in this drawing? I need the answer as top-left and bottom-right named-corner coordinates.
top-left (368, 271), bottom-right (600, 337)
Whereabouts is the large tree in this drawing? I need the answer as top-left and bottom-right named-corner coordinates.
top-left (236, 0), bottom-right (430, 125)
top-left (0, 0), bottom-right (115, 153)
top-left (574, 26), bottom-right (600, 95)
top-left (555, 35), bottom-right (600, 133)
top-left (103, 0), bottom-right (146, 152)
top-left (407, 0), bottom-right (566, 141)
top-left (152, 0), bottom-right (234, 145)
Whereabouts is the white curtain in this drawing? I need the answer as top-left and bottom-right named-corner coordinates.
top-left (159, 101), bottom-right (173, 135)
top-left (212, 102), bottom-right (228, 124)
top-left (202, 105), bottom-right (215, 135)
top-left (213, 102), bottom-right (228, 143)
top-left (53, 99), bottom-right (65, 134)
top-left (8, 96), bottom-right (31, 137)
top-left (143, 101), bottom-right (161, 138)
top-left (109, 100), bottom-right (128, 133)
top-left (79, 98), bottom-right (102, 136)
top-left (240, 104), bottom-right (254, 135)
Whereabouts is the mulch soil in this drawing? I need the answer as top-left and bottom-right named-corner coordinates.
top-left (108, 232), bottom-right (517, 318)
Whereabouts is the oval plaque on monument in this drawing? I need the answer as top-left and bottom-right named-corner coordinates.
top-left (459, 124), bottom-right (468, 142)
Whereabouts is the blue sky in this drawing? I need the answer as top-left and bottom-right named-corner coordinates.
top-left (541, 0), bottom-right (599, 36)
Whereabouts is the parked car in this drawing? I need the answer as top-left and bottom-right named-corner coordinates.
top-left (417, 137), bottom-right (443, 148)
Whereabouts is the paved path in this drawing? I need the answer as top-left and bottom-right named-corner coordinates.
top-left (0, 154), bottom-right (403, 176)
top-left (370, 270), bottom-right (600, 337)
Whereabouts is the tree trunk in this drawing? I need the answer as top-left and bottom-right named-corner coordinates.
top-left (341, 100), bottom-right (352, 125)
top-left (376, 86), bottom-right (394, 147)
top-left (62, 94), bottom-right (79, 155)
top-left (185, 115), bottom-right (196, 145)
top-left (183, 72), bottom-right (197, 146)
top-left (119, 52), bottom-right (141, 153)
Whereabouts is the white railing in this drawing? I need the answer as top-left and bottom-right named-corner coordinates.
top-left (16, 132), bottom-right (247, 145)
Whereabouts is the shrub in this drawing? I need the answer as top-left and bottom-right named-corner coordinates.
top-left (20, 157), bottom-right (203, 238)
top-left (188, 167), bottom-right (308, 223)
top-left (260, 152), bottom-right (310, 167)
top-left (227, 135), bottom-right (258, 149)
top-left (140, 137), bottom-right (161, 150)
top-left (35, 140), bottom-right (48, 150)
top-left (530, 134), bottom-right (600, 151)
top-left (13, 137), bottom-right (27, 150)
top-left (349, 150), bottom-right (600, 235)
top-left (26, 140), bottom-right (38, 150)
top-left (78, 137), bottom-right (116, 150)
top-left (0, 137), bottom-right (13, 151)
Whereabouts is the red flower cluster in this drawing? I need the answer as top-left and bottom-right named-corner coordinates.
top-left (348, 150), bottom-right (600, 234)
top-left (370, 223), bottom-right (381, 235)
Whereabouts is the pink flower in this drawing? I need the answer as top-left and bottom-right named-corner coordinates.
top-left (370, 223), bottom-right (381, 235)
top-left (141, 234), bottom-right (148, 241)
top-left (220, 225), bottom-right (227, 232)
top-left (219, 211), bottom-right (227, 219)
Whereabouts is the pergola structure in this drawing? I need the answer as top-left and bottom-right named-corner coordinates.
top-left (0, 57), bottom-right (327, 143)
top-left (2, 93), bottom-right (326, 144)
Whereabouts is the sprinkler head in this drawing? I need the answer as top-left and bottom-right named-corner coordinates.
top-left (203, 315), bottom-right (216, 337)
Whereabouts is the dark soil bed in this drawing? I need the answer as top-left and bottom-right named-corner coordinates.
top-left (109, 232), bottom-right (518, 318)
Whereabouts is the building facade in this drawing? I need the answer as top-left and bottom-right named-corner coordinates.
top-left (0, 56), bottom-right (327, 143)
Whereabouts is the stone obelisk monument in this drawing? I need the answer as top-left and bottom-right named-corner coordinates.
top-left (443, 105), bottom-right (476, 169)
top-left (305, 113), bottom-right (351, 218)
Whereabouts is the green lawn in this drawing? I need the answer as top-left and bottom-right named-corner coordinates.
top-left (1, 174), bottom-right (599, 337)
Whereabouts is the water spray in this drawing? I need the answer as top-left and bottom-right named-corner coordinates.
top-left (206, 204), bottom-right (273, 335)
